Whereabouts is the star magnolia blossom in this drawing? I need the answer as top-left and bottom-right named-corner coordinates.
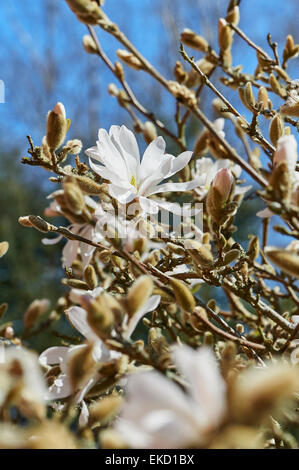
top-left (1, 347), bottom-right (46, 408)
top-left (193, 157), bottom-right (251, 199)
top-left (43, 192), bottom-right (104, 269)
top-left (257, 135), bottom-right (299, 218)
top-left (115, 345), bottom-right (226, 449)
top-left (39, 287), bottom-right (161, 402)
top-left (85, 125), bottom-right (203, 214)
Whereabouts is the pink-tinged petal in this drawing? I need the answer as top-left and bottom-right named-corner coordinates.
top-left (139, 196), bottom-right (159, 214)
top-left (124, 295), bottom-right (161, 339)
top-left (274, 135), bottom-right (297, 171)
top-left (173, 345), bottom-right (226, 428)
top-left (42, 234), bottom-right (63, 246)
top-left (62, 239), bottom-right (79, 268)
top-left (66, 306), bottom-right (99, 343)
top-left (108, 184), bottom-right (137, 204)
top-left (257, 208), bottom-right (274, 218)
top-left (139, 137), bottom-right (166, 181)
top-left (39, 346), bottom-right (69, 367)
top-left (79, 401), bottom-right (89, 428)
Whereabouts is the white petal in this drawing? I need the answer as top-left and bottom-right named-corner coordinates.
top-left (66, 306), bottom-right (99, 343)
top-left (108, 184), bottom-right (137, 204)
top-left (173, 345), bottom-right (226, 427)
top-left (124, 295), bottom-right (161, 339)
top-left (62, 239), bottom-right (79, 268)
top-left (146, 178), bottom-right (203, 197)
top-left (257, 208), bottom-right (274, 218)
top-left (139, 137), bottom-right (166, 181)
top-left (42, 234), bottom-right (63, 246)
top-left (166, 151), bottom-right (193, 178)
top-left (79, 401), bottom-right (89, 428)
top-left (139, 196), bottom-right (159, 214)
top-left (39, 346), bottom-right (69, 367)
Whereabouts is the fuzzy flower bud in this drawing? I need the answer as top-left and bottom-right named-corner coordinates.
top-left (180, 29), bottom-right (209, 52)
top-left (269, 114), bottom-right (284, 147)
top-left (127, 276), bottom-right (153, 317)
top-left (24, 299), bottom-right (50, 331)
top-left (82, 34), bottom-right (98, 54)
top-left (46, 102), bottom-right (67, 150)
top-left (116, 50), bottom-right (143, 71)
top-left (0, 241), bottom-right (9, 258)
top-left (218, 18), bottom-right (233, 52)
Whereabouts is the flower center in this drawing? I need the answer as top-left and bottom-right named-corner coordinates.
top-left (130, 175), bottom-right (137, 189)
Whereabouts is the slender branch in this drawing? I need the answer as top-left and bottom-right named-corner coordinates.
top-left (87, 26), bottom-right (185, 150)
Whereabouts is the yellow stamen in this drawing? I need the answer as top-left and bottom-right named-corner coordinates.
top-left (130, 175), bottom-right (137, 188)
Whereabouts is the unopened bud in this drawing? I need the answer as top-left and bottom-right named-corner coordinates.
top-left (46, 102), bottom-right (67, 150)
top-left (170, 278), bottom-right (196, 312)
top-left (226, 6), bottom-right (240, 26)
top-left (180, 29), bottom-right (209, 52)
top-left (63, 177), bottom-right (85, 215)
top-left (127, 276), bottom-right (153, 316)
top-left (116, 49), bottom-right (143, 71)
top-left (247, 236), bottom-right (260, 262)
top-left (84, 265), bottom-right (98, 290)
top-left (0, 241), bottom-right (9, 258)
top-left (218, 18), bottom-right (233, 51)
top-left (82, 34), bottom-right (98, 54)
top-left (143, 121), bottom-right (157, 144)
top-left (28, 215), bottom-right (54, 233)
top-left (244, 82), bottom-right (256, 110)
top-left (265, 247), bottom-right (299, 278)
top-left (24, 299), bottom-right (50, 331)
top-left (89, 395), bottom-right (123, 427)
top-left (269, 114), bottom-right (284, 147)
top-left (67, 342), bottom-right (95, 393)
top-left (257, 86), bottom-right (269, 110)
top-left (63, 139), bottom-right (83, 155)
top-left (185, 240), bottom-right (213, 268)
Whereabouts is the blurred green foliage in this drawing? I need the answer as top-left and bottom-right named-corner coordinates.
top-left (0, 150), bottom-right (63, 335)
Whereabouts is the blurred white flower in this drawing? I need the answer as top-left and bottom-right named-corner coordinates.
top-left (1, 347), bottom-right (46, 407)
top-left (257, 135), bottom-right (298, 219)
top-left (40, 288), bottom-right (160, 401)
top-left (86, 125), bottom-right (203, 214)
top-left (115, 345), bottom-right (226, 449)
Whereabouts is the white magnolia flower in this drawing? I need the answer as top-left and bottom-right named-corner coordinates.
top-left (43, 193), bottom-right (104, 269)
top-left (115, 345), bottom-right (226, 449)
top-left (1, 347), bottom-right (46, 407)
top-left (85, 125), bottom-right (203, 214)
top-left (257, 135), bottom-right (298, 219)
top-left (193, 157), bottom-right (251, 199)
top-left (40, 288), bottom-right (161, 401)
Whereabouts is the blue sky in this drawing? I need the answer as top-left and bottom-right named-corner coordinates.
top-left (0, 0), bottom-right (298, 249)
top-left (0, 0), bottom-right (297, 153)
